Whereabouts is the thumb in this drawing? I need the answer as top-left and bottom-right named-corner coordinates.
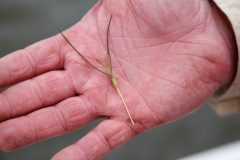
top-left (52, 120), bottom-right (136, 160)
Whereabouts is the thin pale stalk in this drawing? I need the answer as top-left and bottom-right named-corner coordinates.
top-left (116, 87), bottom-right (135, 125)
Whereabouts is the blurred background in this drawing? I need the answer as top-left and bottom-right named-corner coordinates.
top-left (1, 0), bottom-right (240, 160)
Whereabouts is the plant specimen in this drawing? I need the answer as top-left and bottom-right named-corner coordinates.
top-left (58, 15), bottom-right (135, 125)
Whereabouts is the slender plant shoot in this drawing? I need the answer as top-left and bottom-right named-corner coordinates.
top-left (58, 15), bottom-right (135, 125)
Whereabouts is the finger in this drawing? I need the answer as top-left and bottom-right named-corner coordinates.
top-left (52, 120), bottom-right (135, 160)
top-left (0, 36), bottom-right (63, 87)
top-left (0, 70), bottom-right (76, 122)
top-left (0, 95), bottom-right (96, 151)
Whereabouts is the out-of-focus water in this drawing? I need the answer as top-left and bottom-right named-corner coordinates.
top-left (1, 1), bottom-right (240, 160)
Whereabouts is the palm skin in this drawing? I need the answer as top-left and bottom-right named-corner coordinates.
top-left (0, 0), bottom-right (236, 160)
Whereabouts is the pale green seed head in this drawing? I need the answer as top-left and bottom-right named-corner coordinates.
top-left (111, 75), bottom-right (119, 88)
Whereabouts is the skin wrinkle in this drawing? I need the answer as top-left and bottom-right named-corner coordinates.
top-left (95, 7), bottom-right (108, 56)
top-left (34, 110), bottom-right (64, 139)
top-left (164, 8), bottom-right (201, 40)
top-left (84, 88), bottom-right (113, 117)
top-left (203, 3), bottom-right (211, 32)
top-left (118, 76), bottom-right (162, 126)
top-left (59, 71), bottom-right (76, 96)
top-left (164, 1), bottom-right (180, 23)
top-left (24, 115), bottom-right (38, 144)
top-left (190, 57), bottom-right (222, 88)
top-left (130, 79), bottom-right (171, 124)
top-left (112, 53), bottom-right (187, 88)
top-left (140, 89), bottom-right (177, 123)
top-left (65, 71), bottom-right (79, 96)
top-left (189, 59), bottom-right (215, 93)
top-left (125, 2), bottom-right (204, 49)
top-left (78, 133), bottom-right (107, 160)
top-left (104, 125), bottom-right (126, 148)
top-left (129, 0), bottom-right (198, 40)
top-left (73, 143), bottom-right (90, 160)
top-left (173, 40), bottom-right (201, 45)
top-left (92, 130), bottom-right (112, 150)
top-left (190, 0), bottom-right (202, 28)
top-left (53, 107), bottom-right (69, 133)
top-left (163, 22), bottom-right (208, 54)
top-left (77, 69), bottom-right (103, 93)
top-left (4, 57), bottom-right (13, 86)
top-left (64, 51), bottom-right (88, 70)
top-left (80, 81), bottom-right (108, 95)
top-left (120, 56), bottom-right (191, 69)
top-left (123, 9), bottom-right (133, 57)
top-left (22, 49), bottom-right (37, 77)
top-left (30, 78), bottom-right (46, 108)
top-left (155, 0), bottom-right (169, 23)
top-left (1, 91), bottom-right (15, 119)
top-left (174, 54), bottom-right (217, 71)
top-left (6, 55), bottom-right (29, 81)
top-left (110, 122), bottom-right (135, 145)
top-left (173, 47), bottom-right (228, 85)
top-left (163, 87), bottom-right (185, 121)
top-left (112, 52), bottom-right (130, 82)
top-left (126, 26), bottom-right (138, 50)
top-left (131, 118), bottom-right (150, 133)
top-left (127, 1), bottom-right (149, 38)
top-left (128, 1), bottom-right (158, 36)
top-left (0, 94), bottom-right (12, 120)
top-left (80, 94), bottom-right (97, 119)
top-left (126, 37), bottom-right (171, 50)
top-left (32, 71), bottom-right (75, 108)
top-left (25, 37), bottom-right (63, 76)
top-left (26, 81), bottom-right (44, 112)
top-left (189, 59), bottom-right (209, 84)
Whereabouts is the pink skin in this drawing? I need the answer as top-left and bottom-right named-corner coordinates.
top-left (0, 0), bottom-right (236, 160)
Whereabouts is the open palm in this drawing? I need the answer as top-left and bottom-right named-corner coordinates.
top-left (0, 0), bottom-right (235, 160)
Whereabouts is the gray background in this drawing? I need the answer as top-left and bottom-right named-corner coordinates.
top-left (0, 0), bottom-right (240, 160)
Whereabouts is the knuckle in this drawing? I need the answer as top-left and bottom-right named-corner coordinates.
top-left (77, 131), bottom-right (109, 160)
top-left (57, 96), bottom-right (95, 130)
top-left (100, 120), bottom-right (134, 148)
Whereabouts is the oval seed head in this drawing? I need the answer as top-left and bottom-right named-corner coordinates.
top-left (111, 75), bottom-right (119, 88)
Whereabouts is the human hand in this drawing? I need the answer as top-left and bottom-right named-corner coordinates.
top-left (0, 0), bottom-right (236, 160)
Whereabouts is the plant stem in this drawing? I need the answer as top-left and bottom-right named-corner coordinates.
top-left (116, 87), bottom-right (135, 125)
